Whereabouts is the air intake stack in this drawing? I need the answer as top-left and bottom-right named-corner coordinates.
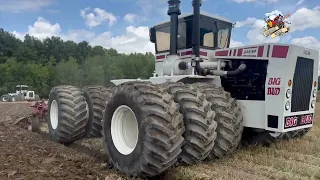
top-left (167, 0), bottom-right (181, 55)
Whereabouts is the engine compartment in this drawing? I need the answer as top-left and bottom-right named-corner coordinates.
top-left (221, 59), bottom-right (269, 100)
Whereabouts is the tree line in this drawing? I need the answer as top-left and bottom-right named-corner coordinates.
top-left (1, 27), bottom-right (319, 99)
top-left (0, 28), bottom-right (155, 98)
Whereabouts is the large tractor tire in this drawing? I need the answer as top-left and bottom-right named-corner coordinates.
top-left (11, 95), bottom-right (16, 102)
top-left (194, 83), bottom-right (243, 160)
top-left (162, 82), bottom-right (217, 165)
top-left (1, 94), bottom-right (11, 102)
top-left (295, 128), bottom-right (311, 137)
top-left (241, 128), bottom-right (308, 147)
top-left (102, 82), bottom-right (184, 178)
top-left (19, 95), bottom-right (25, 101)
top-left (47, 85), bottom-right (88, 144)
top-left (83, 85), bottom-right (111, 138)
top-left (12, 95), bottom-right (21, 102)
top-left (272, 127), bottom-right (311, 141)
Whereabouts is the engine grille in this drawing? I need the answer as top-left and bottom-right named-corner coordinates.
top-left (291, 57), bottom-right (314, 112)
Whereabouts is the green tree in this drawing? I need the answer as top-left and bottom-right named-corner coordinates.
top-left (0, 27), bottom-right (156, 98)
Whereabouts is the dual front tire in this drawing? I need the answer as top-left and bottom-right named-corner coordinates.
top-left (47, 85), bottom-right (110, 144)
top-left (47, 85), bottom-right (88, 144)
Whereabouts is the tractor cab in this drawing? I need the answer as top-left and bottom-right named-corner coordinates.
top-left (16, 85), bottom-right (29, 95)
top-left (149, 12), bottom-right (233, 55)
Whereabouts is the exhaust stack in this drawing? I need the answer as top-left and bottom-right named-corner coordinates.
top-left (192, 0), bottom-right (201, 58)
top-left (167, 0), bottom-right (181, 55)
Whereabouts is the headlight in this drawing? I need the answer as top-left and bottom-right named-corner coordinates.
top-left (311, 100), bottom-right (315, 108)
top-left (313, 89), bottom-right (317, 98)
top-left (285, 101), bottom-right (290, 110)
top-left (286, 89), bottom-right (291, 98)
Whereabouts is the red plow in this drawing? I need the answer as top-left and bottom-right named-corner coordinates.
top-left (15, 100), bottom-right (48, 132)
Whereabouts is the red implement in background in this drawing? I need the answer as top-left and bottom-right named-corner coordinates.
top-left (28, 101), bottom-right (48, 132)
top-left (30, 101), bottom-right (48, 119)
top-left (14, 100), bottom-right (48, 132)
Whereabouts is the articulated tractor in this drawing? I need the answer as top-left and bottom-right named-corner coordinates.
top-left (46, 0), bottom-right (319, 178)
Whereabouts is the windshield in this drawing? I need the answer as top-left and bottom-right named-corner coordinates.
top-left (155, 21), bottom-right (191, 52)
top-left (154, 16), bottom-right (232, 53)
top-left (16, 86), bottom-right (28, 91)
top-left (217, 24), bottom-right (230, 49)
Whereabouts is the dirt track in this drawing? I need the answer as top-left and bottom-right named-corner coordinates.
top-left (0, 102), bottom-right (319, 180)
top-left (0, 124), bottom-right (123, 180)
top-left (0, 102), bottom-right (125, 180)
top-left (0, 102), bottom-right (33, 124)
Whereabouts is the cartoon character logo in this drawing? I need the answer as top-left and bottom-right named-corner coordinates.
top-left (262, 12), bottom-right (291, 38)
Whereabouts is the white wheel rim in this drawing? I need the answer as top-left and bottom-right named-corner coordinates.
top-left (50, 100), bottom-right (59, 130)
top-left (2, 97), bottom-right (6, 101)
top-left (85, 102), bottom-right (89, 119)
top-left (12, 97), bottom-right (15, 101)
top-left (111, 105), bottom-right (139, 155)
top-left (269, 132), bottom-right (282, 137)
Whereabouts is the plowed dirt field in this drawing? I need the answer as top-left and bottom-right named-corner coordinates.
top-left (0, 102), bottom-right (319, 180)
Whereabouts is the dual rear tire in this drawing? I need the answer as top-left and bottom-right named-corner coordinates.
top-left (46, 82), bottom-right (244, 178)
top-left (102, 82), bottom-right (185, 177)
top-left (101, 82), bottom-right (243, 177)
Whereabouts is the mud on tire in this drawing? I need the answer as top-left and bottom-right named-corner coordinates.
top-left (83, 85), bottom-right (111, 138)
top-left (47, 85), bottom-right (88, 144)
top-left (194, 83), bottom-right (243, 160)
top-left (241, 128), bottom-right (307, 147)
top-left (295, 128), bottom-right (311, 137)
top-left (281, 128), bottom-right (311, 140)
top-left (102, 82), bottom-right (184, 178)
top-left (162, 82), bottom-right (217, 165)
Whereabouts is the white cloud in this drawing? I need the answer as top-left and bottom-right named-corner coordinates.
top-left (124, 14), bottom-right (137, 23)
top-left (265, 10), bottom-right (283, 17)
top-left (0, 0), bottom-right (52, 12)
top-left (230, 40), bottom-right (245, 47)
top-left (90, 26), bottom-right (153, 54)
top-left (123, 13), bottom-right (147, 24)
top-left (62, 30), bottom-right (96, 42)
top-left (80, 7), bottom-right (117, 28)
top-left (12, 17), bottom-right (61, 40)
top-left (288, 6), bottom-right (320, 32)
top-left (27, 17), bottom-right (61, 39)
top-left (12, 17), bottom-right (154, 54)
top-left (247, 19), bottom-right (281, 44)
top-left (290, 36), bottom-right (320, 50)
top-left (235, 17), bottom-right (257, 28)
top-left (235, 17), bottom-right (280, 44)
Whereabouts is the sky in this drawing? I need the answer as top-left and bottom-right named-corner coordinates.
top-left (0, 0), bottom-right (319, 58)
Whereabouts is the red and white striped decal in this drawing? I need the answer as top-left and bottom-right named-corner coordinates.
top-left (156, 44), bottom-right (289, 61)
top-left (271, 45), bottom-right (289, 58)
top-left (214, 44), bottom-right (289, 59)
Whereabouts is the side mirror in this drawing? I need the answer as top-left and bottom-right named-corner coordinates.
top-left (149, 27), bottom-right (156, 43)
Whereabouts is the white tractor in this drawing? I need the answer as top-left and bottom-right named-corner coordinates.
top-left (1, 85), bottom-right (40, 102)
top-left (45, 0), bottom-right (318, 178)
